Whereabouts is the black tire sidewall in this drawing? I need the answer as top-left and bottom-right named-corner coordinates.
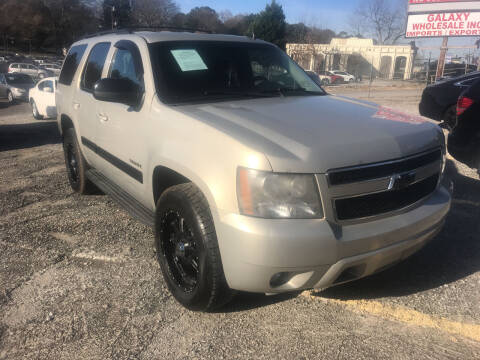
top-left (155, 187), bottom-right (218, 311)
top-left (62, 128), bottom-right (90, 193)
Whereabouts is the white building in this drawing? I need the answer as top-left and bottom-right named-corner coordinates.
top-left (287, 38), bottom-right (416, 80)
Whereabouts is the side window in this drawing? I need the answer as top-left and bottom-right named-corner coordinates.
top-left (38, 80), bottom-right (53, 91)
top-left (109, 47), bottom-right (143, 87)
top-left (59, 44), bottom-right (87, 86)
top-left (81, 42), bottom-right (110, 92)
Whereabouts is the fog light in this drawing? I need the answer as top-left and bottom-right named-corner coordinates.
top-left (269, 272), bottom-right (292, 288)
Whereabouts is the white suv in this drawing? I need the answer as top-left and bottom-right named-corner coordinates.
top-left (56, 31), bottom-right (451, 311)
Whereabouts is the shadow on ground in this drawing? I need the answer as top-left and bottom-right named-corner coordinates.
top-left (319, 160), bottom-right (480, 300)
top-left (0, 120), bottom-right (61, 151)
top-left (217, 291), bottom-right (301, 313)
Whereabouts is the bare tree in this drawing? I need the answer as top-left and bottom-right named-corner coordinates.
top-left (131, 0), bottom-right (179, 27)
top-left (350, 0), bottom-right (406, 44)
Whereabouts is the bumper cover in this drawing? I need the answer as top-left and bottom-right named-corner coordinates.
top-left (215, 185), bottom-right (451, 293)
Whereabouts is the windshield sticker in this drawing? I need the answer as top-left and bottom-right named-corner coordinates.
top-left (373, 106), bottom-right (427, 125)
top-left (171, 49), bottom-right (208, 72)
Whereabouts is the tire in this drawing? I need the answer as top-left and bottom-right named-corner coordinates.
top-left (443, 105), bottom-right (457, 131)
top-left (155, 183), bottom-right (233, 311)
top-left (6, 91), bottom-right (13, 105)
top-left (62, 128), bottom-right (97, 194)
top-left (30, 99), bottom-right (42, 120)
top-left (349, 78), bottom-right (355, 83)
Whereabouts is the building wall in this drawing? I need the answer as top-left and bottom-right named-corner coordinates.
top-left (287, 38), bottom-right (416, 80)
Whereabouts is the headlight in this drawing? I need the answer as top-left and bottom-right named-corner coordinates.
top-left (237, 168), bottom-right (323, 219)
top-left (11, 87), bottom-right (24, 94)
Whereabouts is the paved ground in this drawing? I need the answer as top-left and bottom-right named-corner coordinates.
top-left (1, 86), bottom-right (479, 359)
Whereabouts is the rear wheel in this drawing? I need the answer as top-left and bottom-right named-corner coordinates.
top-left (31, 99), bottom-right (42, 120)
top-left (443, 105), bottom-right (457, 131)
top-left (62, 128), bottom-right (97, 194)
top-left (155, 183), bottom-right (233, 311)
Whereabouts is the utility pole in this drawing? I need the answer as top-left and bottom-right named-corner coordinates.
top-left (436, 36), bottom-right (448, 80)
top-left (426, 52), bottom-right (431, 85)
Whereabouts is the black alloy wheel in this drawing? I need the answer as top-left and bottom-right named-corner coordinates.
top-left (159, 210), bottom-right (200, 293)
top-left (155, 183), bottom-right (233, 311)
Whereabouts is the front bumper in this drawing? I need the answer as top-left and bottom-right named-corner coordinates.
top-left (215, 185), bottom-right (451, 293)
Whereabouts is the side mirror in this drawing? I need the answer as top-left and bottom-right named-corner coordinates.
top-left (93, 78), bottom-right (141, 107)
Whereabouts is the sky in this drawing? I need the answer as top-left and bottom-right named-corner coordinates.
top-left (178, 0), bottom-right (479, 59)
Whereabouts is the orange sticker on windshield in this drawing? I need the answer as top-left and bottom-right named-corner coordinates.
top-left (373, 106), bottom-right (427, 124)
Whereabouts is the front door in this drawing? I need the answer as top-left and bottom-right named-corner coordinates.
top-left (94, 40), bottom-right (148, 201)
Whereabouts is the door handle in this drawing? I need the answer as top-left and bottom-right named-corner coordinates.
top-left (98, 113), bottom-right (108, 122)
top-left (73, 101), bottom-right (80, 110)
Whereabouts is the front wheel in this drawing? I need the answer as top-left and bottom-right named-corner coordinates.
top-left (155, 183), bottom-right (233, 311)
top-left (6, 91), bottom-right (13, 105)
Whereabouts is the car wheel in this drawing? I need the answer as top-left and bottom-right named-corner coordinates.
top-left (6, 91), bottom-right (13, 105)
top-left (349, 78), bottom-right (355, 83)
top-left (62, 128), bottom-right (97, 194)
top-left (443, 105), bottom-right (457, 131)
top-left (30, 99), bottom-right (42, 120)
top-left (155, 183), bottom-right (234, 311)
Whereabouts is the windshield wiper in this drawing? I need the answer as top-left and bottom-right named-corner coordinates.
top-left (262, 87), bottom-right (325, 96)
top-left (202, 90), bottom-right (280, 98)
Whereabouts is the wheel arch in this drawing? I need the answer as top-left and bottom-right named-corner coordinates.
top-left (59, 114), bottom-right (74, 136)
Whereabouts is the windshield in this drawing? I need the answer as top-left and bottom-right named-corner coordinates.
top-left (149, 41), bottom-right (325, 104)
top-left (5, 74), bottom-right (34, 84)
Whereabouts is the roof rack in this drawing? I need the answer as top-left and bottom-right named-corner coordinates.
top-left (80, 26), bottom-right (212, 40)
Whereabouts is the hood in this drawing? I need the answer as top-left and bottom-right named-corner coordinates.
top-left (176, 95), bottom-right (444, 173)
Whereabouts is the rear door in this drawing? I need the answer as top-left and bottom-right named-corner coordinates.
top-left (73, 42), bottom-right (111, 169)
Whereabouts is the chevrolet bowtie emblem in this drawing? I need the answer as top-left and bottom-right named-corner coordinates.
top-left (388, 172), bottom-right (416, 190)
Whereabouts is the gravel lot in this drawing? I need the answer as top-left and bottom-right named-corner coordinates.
top-left (1, 85), bottom-right (480, 359)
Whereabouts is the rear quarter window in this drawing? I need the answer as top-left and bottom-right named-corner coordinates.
top-left (59, 44), bottom-right (88, 86)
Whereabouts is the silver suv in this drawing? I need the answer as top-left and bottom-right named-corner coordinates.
top-left (56, 30), bottom-right (451, 311)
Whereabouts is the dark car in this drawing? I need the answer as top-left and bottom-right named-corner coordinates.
top-left (447, 78), bottom-right (480, 175)
top-left (419, 71), bottom-right (480, 129)
top-left (0, 73), bottom-right (35, 103)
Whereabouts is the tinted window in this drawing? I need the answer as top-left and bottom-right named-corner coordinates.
top-left (59, 44), bottom-right (87, 85)
top-left (81, 42), bottom-right (110, 92)
top-left (109, 47), bottom-right (143, 87)
top-left (5, 74), bottom-right (34, 84)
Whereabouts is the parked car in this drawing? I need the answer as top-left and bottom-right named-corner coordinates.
top-left (29, 77), bottom-right (57, 119)
top-left (56, 31), bottom-right (450, 312)
top-left (305, 70), bottom-right (328, 86)
top-left (331, 70), bottom-right (356, 83)
top-left (419, 71), bottom-right (480, 129)
top-left (447, 78), bottom-right (480, 175)
top-left (39, 63), bottom-right (61, 76)
top-left (8, 62), bottom-right (52, 80)
top-left (319, 71), bottom-right (343, 84)
top-left (0, 73), bottom-right (35, 102)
